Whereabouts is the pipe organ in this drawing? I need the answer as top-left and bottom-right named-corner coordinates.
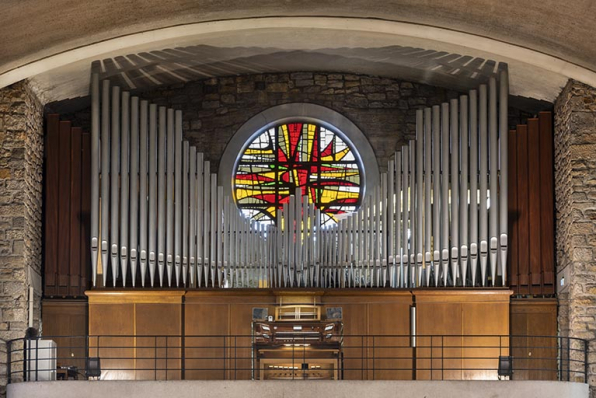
top-left (90, 70), bottom-right (509, 289)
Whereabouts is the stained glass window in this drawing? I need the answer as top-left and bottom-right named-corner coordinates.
top-left (234, 122), bottom-right (362, 225)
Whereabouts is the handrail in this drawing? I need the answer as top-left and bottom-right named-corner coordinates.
top-left (5, 334), bottom-right (588, 384)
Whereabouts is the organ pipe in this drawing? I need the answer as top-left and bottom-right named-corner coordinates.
top-left (91, 75), bottom-right (509, 289)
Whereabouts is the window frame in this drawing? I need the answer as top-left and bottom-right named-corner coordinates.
top-left (219, 103), bottom-right (380, 217)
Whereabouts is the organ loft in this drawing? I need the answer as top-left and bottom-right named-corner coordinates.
top-left (0, 3), bottom-right (594, 397)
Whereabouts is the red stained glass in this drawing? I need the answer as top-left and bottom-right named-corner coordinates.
top-left (234, 122), bottom-right (362, 225)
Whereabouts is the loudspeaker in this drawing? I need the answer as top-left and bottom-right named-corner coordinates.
top-left (326, 307), bottom-right (343, 320)
top-left (252, 307), bottom-right (269, 321)
top-left (86, 357), bottom-right (101, 379)
top-left (498, 355), bottom-right (513, 377)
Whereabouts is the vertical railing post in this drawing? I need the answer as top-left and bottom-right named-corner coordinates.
top-left (85, 335), bottom-right (89, 378)
top-left (441, 335), bottom-right (445, 380)
top-left (35, 336), bottom-right (39, 381)
top-left (584, 339), bottom-right (589, 384)
top-left (361, 336), bottom-right (364, 380)
top-left (567, 338), bottom-right (571, 382)
top-left (558, 336), bottom-right (563, 381)
top-left (154, 336), bottom-right (157, 381)
top-left (165, 336), bottom-right (168, 381)
top-left (181, 333), bottom-right (186, 381)
top-left (430, 335), bottom-right (433, 380)
top-left (234, 336), bottom-right (237, 381)
top-left (303, 336), bottom-right (306, 380)
top-left (223, 336), bottom-right (226, 380)
top-left (6, 340), bottom-right (11, 384)
top-left (22, 337), bottom-right (27, 382)
top-left (499, 335), bottom-right (502, 377)
top-left (372, 336), bottom-right (375, 380)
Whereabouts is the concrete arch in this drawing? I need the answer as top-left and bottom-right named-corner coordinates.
top-left (2, 16), bottom-right (596, 101)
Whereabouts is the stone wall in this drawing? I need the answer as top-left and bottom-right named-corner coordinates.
top-left (145, 72), bottom-right (464, 172)
top-left (0, 81), bottom-right (44, 394)
top-left (66, 72), bottom-right (462, 173)
top-left (554, 79), bottom-right (596, 392)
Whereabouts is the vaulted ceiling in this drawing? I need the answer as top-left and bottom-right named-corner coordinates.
top-left (1, 0), bottom-right (595, 103)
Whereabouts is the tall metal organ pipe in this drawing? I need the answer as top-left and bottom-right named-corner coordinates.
top-left (91, 74), bottom-right (509, 289)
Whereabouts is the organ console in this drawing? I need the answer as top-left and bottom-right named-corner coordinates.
top-left (89, 69), bottom-right (509, 289)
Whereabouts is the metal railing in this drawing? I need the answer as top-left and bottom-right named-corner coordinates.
top-left (5, 334), bottom-right (588, 383)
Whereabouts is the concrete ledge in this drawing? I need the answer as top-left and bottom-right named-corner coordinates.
top-left (7, 380), bottom-right (589, 398)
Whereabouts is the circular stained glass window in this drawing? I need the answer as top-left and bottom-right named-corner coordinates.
top-left (233, 122), bottom-right (362, 226)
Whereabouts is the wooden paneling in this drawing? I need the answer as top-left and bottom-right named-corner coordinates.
top-left (69, 127), bottom-right (82, 295)
top-left (44, 115), bottom-right (90, 297)
top-left (528, 119), bottom-right (542, 290)
top-left (417, 301), bottom-right (463, 380)
top-left (136, 303), bottom-right (182, 380)
top-left (462, 302), bottom-right (508, 380)
top-left (87, 291), bottom-right (184, 380)
top-left (57, 121), bottom-right (72, 292)
top-left (41, 300), bottom-right (88, 372)
top-left (516, 125), bottom-right (530, 291)
top-left (80, 132), bottom-right (91, 292)
top-left (508, 129), bottom-right (519, 290)
top-left (88, 302), bottom-right (135, 380)
top-left (510, 299), bottom-right (557, 380)
top-left (367, 302), bottom-right (411, 380)
top-left (184, 292), bottom-right (275, 380)
top-left (321, 291), bottom-right (412, 380)
top-left (508, 112), bottom-right (555, 295)
top-left (416, 290), bottom-right (510, 381)
top-left (86, 289), bottom-right (509, 381)
top-left (539, 113), bottom-right (555, 288)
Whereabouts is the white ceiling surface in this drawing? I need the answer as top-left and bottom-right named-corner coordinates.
top-left (28, 25), bottom-right (568, 104)
top-left (2, 2), bottom-right (592, 102)
top-left (2, 0), bottom-right (595, 70)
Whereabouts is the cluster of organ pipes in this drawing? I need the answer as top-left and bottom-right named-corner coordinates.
top-left (90, 69), bottom-right (509, 288)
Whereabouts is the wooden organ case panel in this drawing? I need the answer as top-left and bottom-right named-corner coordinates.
top-left (41, 300), bottom-right (88, 374)
top-left (87, 291), bottom-right (183, 380)
top-left (44, 114), bottom-right (91, 297)
top-left (416, 290), bottom-right (510, 381)
top-left (86, 290), bottom-right (509, 381)
top-left (508, 112), bottom-right (555, 296)
top-left (510, 299), bottom-right (557, 380)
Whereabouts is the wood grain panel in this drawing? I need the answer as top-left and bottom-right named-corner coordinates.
top-left (44, 115), bottom-right (60, 295)
top-left (185, 302), bottom-right (229, 380)
top-left (80, 132), bottom-right (91, 293)
top-left (417, 302), bottom-right (462, 380)
top-left (511, 299), bottom-right (557, 380)
top-left (539, 112), bottom-right (555, 291)
top-left (45, 116), bottom-right (90, 297)
top-left (69, 127), bottom-right (82, 296)
top-left (368, 303), bottom-right (411, 380)
top-left (84, 290), bottom-right (509, 381)
top-left (416, 291), bottom-right (510, 380)
top-left (462, 302), bottom-right (509, 380)
top-left (57, 121), bottom-right (72, 292)
top-left (507, 113), bottom-right (555, 296)
top-left (229, 298), bottom-right (275, 380)
top-left (527, 119), bottom-right (542, 291)
top-left (332, 303), bottom-right (367, 380)
top-left (41, 300), bottom-right (88, 372)
top-left (508, 129), bottom-right (519, 292)
top-left (88, 303), bottom-right (135, 380)
top-left (516, 125), bottom-right (530, 292)
top-left (322, 291), bottom-right (412, 380)
top-left (136, 303), bottom-right (182, 380)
